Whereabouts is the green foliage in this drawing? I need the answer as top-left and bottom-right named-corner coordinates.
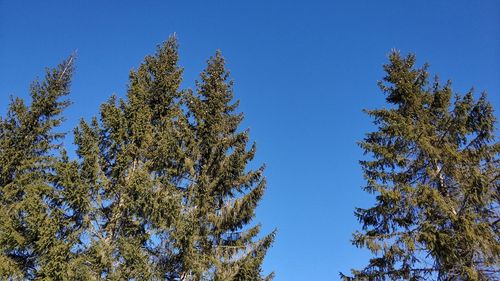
top-left (1, 36), bottom-right (273, 280)
top-left (76, 37), bottom-right (274, 280)
top-left (73, 36), bottom-right (186, 280)
top-left (175, 51), bottom-right (276, 280)
top-left (0, 56), bottom-right (80, 279)
top-left (343, 52), bottom-right (499, 280)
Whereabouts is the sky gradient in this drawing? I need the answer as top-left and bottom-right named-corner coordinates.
top-left (1, 1), bottom-right (499, 280)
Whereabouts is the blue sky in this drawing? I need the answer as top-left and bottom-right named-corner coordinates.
top-left (1, 1), bottom-right (498, 280)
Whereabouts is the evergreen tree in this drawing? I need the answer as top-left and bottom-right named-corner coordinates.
top-left (73, 36), bottom-right (274, 280)
top-left (1, 36), bottom-right (274, 280)
top-left (343, 52), bottom-right (499, 280)
top-left (174, 51), bottom-right (275, 281)
top-left (74, 36), bottom-right (185, 279)
top-left (0, 57), bottom-right (79, 279)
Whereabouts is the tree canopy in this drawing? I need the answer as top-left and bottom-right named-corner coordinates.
top-left (0, 36), bottom-right (274, 281)
top-left (1, 38), bottom-right (498, 281)
top-left (343, 52), bottom-right (499, 280)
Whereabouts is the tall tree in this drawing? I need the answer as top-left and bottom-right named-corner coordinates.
top-left (74, 36), bottom-right (185, 279)
top-left (175, 51), bottom-right (275, 281)
top-left (343, 52), bottom-right (499, 280)
top-left (73, 37), bottom-right (275, 280)
top-left (1, 36), bottom-right (274, 280)
top-left (0, 57), bottom-right (79, 279)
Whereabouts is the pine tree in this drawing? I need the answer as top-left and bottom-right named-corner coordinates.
top-left (73, 36), bottom-right (185, 279)
top-left (1, 36), bottom-right (274, 280)
top-left (74, 40), bottom-right (275, 280)
top-left (175, 51), bottom-right (275, 281)
top-left (343, 52), bottom-right (499, 280)
top-left (0, 57), bottom-right (79, 279)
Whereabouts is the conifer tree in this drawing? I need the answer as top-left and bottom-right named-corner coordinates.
top-left (343, 52), bottom-right (499, 280)
top-left (74, 36), bottom-right (185, 279)
top-left (1, 36), bottom-right (274, 280)
top-left (173, 51), bottom-right (275, 281)
top-left (74, 40), bottom-right (274, 280)
top-left (0, 57), bottom-right (79, 279)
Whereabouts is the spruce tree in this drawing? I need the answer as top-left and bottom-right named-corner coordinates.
top-left (0, 57), bottom-right (79, 279)
top-left (74, 40), bottom-right (274, 280)
top-left (73, 36), bottom-right (185, 279)
top-left (343, 52), bottom-right (499, 280)
top-left (1, 36), bottom-right (274, 280)
top-left (174, 51), bottom-right (275, 281)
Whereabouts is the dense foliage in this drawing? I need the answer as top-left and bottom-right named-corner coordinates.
top-left (343, 52), bottom-right (499, 280)
top-left (2, 39), bottom-right (498, 281)
top-left (0, 57), bottom-right (81, 279)
top-left (0, 36), bottom-right (274, 280)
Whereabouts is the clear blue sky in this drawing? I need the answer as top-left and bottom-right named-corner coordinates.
top-left (1, 1), bottom-right (499, 280)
